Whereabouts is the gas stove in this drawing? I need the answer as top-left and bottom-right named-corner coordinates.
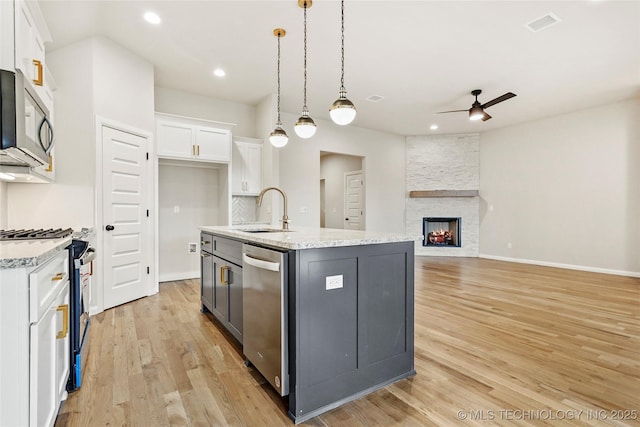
top-left (0, 228), bottom-right (74, 241)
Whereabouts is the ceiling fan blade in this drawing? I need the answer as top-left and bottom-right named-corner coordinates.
top-left (481, 92), bottom-right (516, 109)
top-left (482, 112), bottom-right (492, 121)
top-left (433, 109), bottom-right (468, 114)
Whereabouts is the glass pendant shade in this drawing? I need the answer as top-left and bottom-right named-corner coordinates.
top-left (469, 106), bottom-right (484, 121)
top-left (271, 28), bottom-right (288, 147)
top-left (330, 91), bottom-right (356, 125)
top-left (330, 0), bottom-right (356, 126)
top-left (294, 112), bottom-right (317, 138)
top-left (269, 124), bottom-right (288, 147)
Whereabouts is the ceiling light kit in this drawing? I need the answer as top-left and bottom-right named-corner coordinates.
top-left (329, 0), bottom-right (356, 126)
top-left (269, 28), bottom-right (289, 148)
top-left (294, 0), bottom-right (317, 139)
top-left (435, 89), bottom-right (517, 122)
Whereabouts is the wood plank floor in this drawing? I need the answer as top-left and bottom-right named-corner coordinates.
top-left (55, 257), bottom-right (640, 426)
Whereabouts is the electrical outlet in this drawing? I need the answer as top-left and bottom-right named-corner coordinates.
top-left (174, 205), bottom-right (180, 214)
top-left (188, 243), bottom-right (197, 253)
top-left (507, 242), bottom-right (512, 249)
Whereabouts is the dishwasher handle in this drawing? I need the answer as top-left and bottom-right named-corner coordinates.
top-left (243, 253), bottom-right (280, 272)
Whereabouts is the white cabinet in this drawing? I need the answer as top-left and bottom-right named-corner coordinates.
top-left (0, 248), bottom-right (69, 427)
top-left (156, 114), bottom-right (232, 163)
top-left (30, 284), bottom-right (69, 427)
top-left (14, 0), bottom-right (53, 105)
top-left (232, 138), bottom-right (262, 195)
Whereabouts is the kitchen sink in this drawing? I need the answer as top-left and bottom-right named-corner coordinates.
top-left (238, 228), bottom-right (294, 233)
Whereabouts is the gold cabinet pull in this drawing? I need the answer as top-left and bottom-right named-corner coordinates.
top-left (196, 145), bottom-right (200, 156)
top-left (51, 272), bottom-right (64, 281)
top-left (45, 155), bottom-right (53, 172)
top-left (192, 145), bottom-right (195, 156)
top-left (220, 266), bottom-right (228, 285)
top-left (56, 304), bottom-right (69, 339)
top-left (32, 59), bottom-right (43, 86)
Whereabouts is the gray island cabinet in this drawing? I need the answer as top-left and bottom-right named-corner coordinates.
top-left (199, 226), bottom-right (419, 424)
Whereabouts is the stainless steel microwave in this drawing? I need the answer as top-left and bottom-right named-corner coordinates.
top-left (0, 69), bottom-right (54, 167)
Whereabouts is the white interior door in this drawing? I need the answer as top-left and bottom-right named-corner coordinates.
top-left (344, 171), bottom-right (365, 230)
top-left (102, 125), bottom-right (150, 310)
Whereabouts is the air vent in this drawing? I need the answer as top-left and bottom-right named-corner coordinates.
top-left (526, 12), bottom-right (561, 32)
top-left (365, 95), bottom-right (384, 102)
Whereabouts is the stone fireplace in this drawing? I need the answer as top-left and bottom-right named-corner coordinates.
top-left (406, 134), bottom-right (480, 257)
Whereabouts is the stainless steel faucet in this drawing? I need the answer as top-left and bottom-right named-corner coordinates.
top-left (257, 186), bottom-right (290, 230)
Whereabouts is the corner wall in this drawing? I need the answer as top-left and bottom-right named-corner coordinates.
top-left (480, 97), bottom-right (640, 276)
top-left (277, 112), bottom-right (406, 233)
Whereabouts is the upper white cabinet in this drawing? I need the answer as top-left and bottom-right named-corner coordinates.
top-left (14, 0), bottom-right (53, 104)
top-left (156, 113), bottom-right (232, 163)
top-left (232, 137), bottom-right (263, 195)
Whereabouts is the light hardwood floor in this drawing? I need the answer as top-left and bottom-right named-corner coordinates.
top-left (56, 257), bottom-right (639, 426)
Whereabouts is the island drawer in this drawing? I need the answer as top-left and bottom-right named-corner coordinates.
top-left (29, 249), bottom-right (69, 323)
top-left (213, 236), bottom-right (243, 265)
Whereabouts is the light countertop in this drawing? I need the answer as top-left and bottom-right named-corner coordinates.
top-left (0, 237), bottom-right (72, 269)
top-left (199, 225), bottom-right (422, 250)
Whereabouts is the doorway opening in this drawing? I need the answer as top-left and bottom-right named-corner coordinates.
top-left (319, 151), bottom-right (365, 230)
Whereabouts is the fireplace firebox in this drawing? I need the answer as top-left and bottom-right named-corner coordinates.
top-left (423, 217), bottom-right (461, 247)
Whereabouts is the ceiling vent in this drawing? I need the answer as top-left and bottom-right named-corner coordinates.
top-left (365, 95), bottom-right (384, 102)
top-left (526, 12), bottom-right (561, 32)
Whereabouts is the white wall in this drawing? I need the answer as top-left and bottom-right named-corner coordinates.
top-left (158, 162), bottom-right (221, 282)
top-left (7, 38), bottom-right (95, 229)
top-left (277, 112), bottom-right (406, 233)
top-left (6, 37), bottom-right (155, 230)
top-left (480, 97), bottom-right (640, 276)
top-left (320, 153), bottom-right (363, 229)
top-left (155, 86), bottom-right (255, 138)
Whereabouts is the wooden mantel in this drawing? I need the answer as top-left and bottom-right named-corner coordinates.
top-left (409, 190), bottom-right (479, 198)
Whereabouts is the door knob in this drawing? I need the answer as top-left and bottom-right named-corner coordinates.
top-left (105, 225), bottom-right (115, 231)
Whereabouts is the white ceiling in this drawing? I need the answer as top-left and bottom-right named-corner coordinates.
top-left (39, 0), bottom-right (640, 136)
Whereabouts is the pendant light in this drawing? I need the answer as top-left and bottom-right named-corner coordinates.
top-left (294, 0), bottom-right (317, 139)
top-left (269, 28), bottom-right (289, 148)
top-left (329, 0), bottom-right (356, 126)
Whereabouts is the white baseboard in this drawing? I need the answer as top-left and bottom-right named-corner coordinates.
top-left (478, 254), bottom-right (640, 278)
top-left (159, 271), bottom-right (200, 283)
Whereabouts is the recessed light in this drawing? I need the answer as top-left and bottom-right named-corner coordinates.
top-left (144, 12), bottom-right (161, 25)
top-left (213, 68), bottom-right (226, 78)
top-left (365, 95), bottom-right (384, 103)
top-left (430, 124), bottom-right (438, 130)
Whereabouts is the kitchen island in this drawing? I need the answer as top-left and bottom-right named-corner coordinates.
top-left (199, 225), bottom-right (420, 424)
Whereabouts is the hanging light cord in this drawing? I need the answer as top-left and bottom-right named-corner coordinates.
top-left (276, 33), bottom-right (282, 124)
top-left (340, 0), bottom-right (345, 92)
top-left (303, 3), bottom-right (309, 112)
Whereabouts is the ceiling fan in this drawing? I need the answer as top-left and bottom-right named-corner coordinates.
top-left (435, 89), bottom-right (516, 121)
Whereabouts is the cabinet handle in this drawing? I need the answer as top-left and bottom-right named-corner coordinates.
top-left (196, 145), bottom-right (200, 156)
top-left (44, 155), bottom-right (53, 172)
top-left (220, 266), bottom-right (228, 285)
top-left (201, 240), bottom-right (211, 245)
top-left (51, 272), bottom-right (64, 281)
top-left (56, 304), bottom-right (69, 339)
top-left (192, 145), bottom-right (196, 156)
top-left (32, 59), bottom-right (43, 86)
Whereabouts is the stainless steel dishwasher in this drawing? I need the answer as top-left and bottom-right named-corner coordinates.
top-left (242, 244), bottom-right (288, 396)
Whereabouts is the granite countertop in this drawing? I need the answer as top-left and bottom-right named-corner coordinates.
top-left (0, 237), bottom-right (72, 269)
top-left (200, 225), bottom-right (422, 250)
